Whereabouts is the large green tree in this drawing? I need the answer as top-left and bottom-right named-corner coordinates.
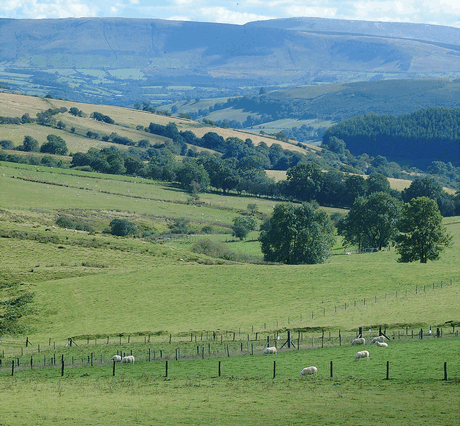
top-left (259, 202), bottom-right (336, 264)
top-left (40, 135), bottom-right (68, 155)
top-left (338, 192), bottom-right (401, 251)
top-left (395, 196), bottom-right (451, 263)
top-left (286, 163), bottom-right (324, 201)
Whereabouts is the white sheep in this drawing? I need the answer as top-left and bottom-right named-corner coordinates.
top-left (371, 335), bottom-right (387, 344)
top-left (376, 341), bottom-right (388, 347)
top-left (121, 355), bottom-right (135, 363)
top-left (351, 337), bottom-right (366, 346)
top-left (300, 366), bottom-right (317, 377)
top-left (263, 346), bottom-right (277, 355)
top-left (354, 350), bottom-right (370, 361)
top-left (111, 355), bottom-right (122, 362)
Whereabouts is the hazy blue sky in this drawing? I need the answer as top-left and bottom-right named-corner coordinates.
top-left (1, 1), bottom-right (460, 28)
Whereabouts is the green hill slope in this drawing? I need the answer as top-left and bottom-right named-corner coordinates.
top-left (1, 162), bottom-right (459, 342)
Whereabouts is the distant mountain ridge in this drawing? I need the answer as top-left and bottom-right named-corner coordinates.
top-left (246, 17), bottom-right (460, 46)
top-left (1, 17), bottom-right (460, 106)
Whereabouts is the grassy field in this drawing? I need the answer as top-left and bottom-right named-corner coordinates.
top-left (0, 337), bottom-right (459, 425)
top-left (1, 93), bottom-right (460, 424)
top-left (1, 161), bottom-right (459, 343)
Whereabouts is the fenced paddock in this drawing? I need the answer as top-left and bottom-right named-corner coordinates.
top-left (1, 327), bottom-right (458, 382)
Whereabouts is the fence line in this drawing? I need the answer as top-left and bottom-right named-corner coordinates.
top-left (1, 326), bottom-right (459, 375)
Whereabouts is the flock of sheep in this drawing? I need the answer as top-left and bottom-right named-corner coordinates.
top-left (263, 334), bottom-right (389, 377)
top-left (111, 354), bottom-right (135, 364)
top-left (109, 334), bottom-right (389, 377)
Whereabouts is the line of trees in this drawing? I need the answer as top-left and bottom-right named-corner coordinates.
top-left (262, 195), bottom-right (451, 265)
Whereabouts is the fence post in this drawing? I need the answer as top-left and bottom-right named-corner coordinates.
top-left (165, 360), bottom-right (168, 378)
top-left (61, 355), bottom-right (65, 377)
top-left (113, 360), bottom-right (116, 376)
top-left (11, 360), bottom-right (14, 376)
top-left (273, 360), bottom-right (276, 379)
top-left (330, 360), bottom-right (333, 378)
top-left (444, 362), bottom-right (447, 381)
top-left (386, 361), bottom-right (389, 380)
top-left (218, 360), bottom-right (221, 377)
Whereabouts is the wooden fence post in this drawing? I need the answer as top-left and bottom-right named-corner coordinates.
top-left (330, 360), bottom-right (333, 378)
top-left (165, 360), bottom-right (168, 378)
top-left (113, 359), bottom-right (116, 376)
top-left (61, 355), bottom-right (65, 377)
top-left (218, 361), bottom-right (221, 377)
top-left (386, 361), bottom-right (389, 380)
top-left (444, 362), bottom-right (447, 381)
top-left (11, 360), bottom-right (14, 376)
top-left (273, 360), bottom-right (276, 379)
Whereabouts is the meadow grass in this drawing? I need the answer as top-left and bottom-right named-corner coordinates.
top-left (1, 141), bottom-right (460, 424)
top-left (0, 338), bottom-right (459, 425)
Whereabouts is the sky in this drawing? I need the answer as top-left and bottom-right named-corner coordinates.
top-left (1, 0), bottom-right (460, 28)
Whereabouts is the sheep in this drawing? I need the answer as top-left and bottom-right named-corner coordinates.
top-left (376, 341), bottom-right (388, 347)
top-left (121, 355), bottom-right (135, 364)
top-left (354, 350), bottom-right (370, 361)
top-left (111, 355), bottom-right (122, 362)
top-left (351, 337), bottom-right (366, 346)
top-left (371, 335), bottom-right (387, 344)
top-left (263, 346), bottom-right (277, 355)
top-left (300, 366), bottom-right (317, 377)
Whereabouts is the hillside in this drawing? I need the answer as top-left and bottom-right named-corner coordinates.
top-left (172, 79), bottom-right (460, 129)
top-left (0, 92), bottom-right (311, 154)
top-left (1, 160), bottom-right (459, 341)
top-left (1, 17), bottom-right (460, 107)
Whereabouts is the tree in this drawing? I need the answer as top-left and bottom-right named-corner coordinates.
top-left (338, 192), bottom-right (401, 251)
top-left (109, 219), bottom-right (137, 237)
top-left (176, 159), bottom-right (210, 193)
top-left (401, 176), bottom-right (444, 203)
top-left (259, 202), bottom-right (336, 264)
top-left (232, 216), bottom-right (257, 240)
top-left (395, 197), bottom-right (451, 263)
top-left (286, 163), bottom-right (324, 201)
top-left (22, 135), bottom-right (39, 152)
top-left (367, 172), bottom-right (390, 194)
top-left (343, 174), bottom-right (367, 206)
top-left (40, 135), bottom-right (68, 155)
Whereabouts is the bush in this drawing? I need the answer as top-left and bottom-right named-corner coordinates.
top-left (108, 219), bottom-right (137, 236)
top-left (191, 239), bottom-right (233, 259)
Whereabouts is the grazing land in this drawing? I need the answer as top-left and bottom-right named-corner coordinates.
top-left (1, 130), bottom-right (459, 424)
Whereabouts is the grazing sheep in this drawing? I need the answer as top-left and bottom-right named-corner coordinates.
top-left (371, 335), bottom-right (387, 344)
top-left (121, 355), bottom-right (135, 364)
top-left (300, 366), bottom-right (317, 377)
top-left (351, 337), bottom-right (366, 346)
top-left (263, 346), bottom-right (277, 355)
top-left (111, 355), bottom-right (122, 362)
top-left (376, 341), bottom-right (388, 347)
top-left (354, 350), bottom-right (370, 361)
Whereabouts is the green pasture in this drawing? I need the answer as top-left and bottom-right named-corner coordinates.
top-left (19, 253), bottom-right (460, 341)
top-left (0, 338), bottom-right (459, 425)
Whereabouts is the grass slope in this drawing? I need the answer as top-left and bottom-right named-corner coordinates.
top-left (1, 160), bottom-right (460, 425)
top-left (1, 162), bottom-right (459, 343)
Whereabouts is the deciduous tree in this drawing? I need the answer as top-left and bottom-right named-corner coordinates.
top-left (396, 196), bottom-right (451, 263)
top-left (259, 202), bottom-right (335, 264)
